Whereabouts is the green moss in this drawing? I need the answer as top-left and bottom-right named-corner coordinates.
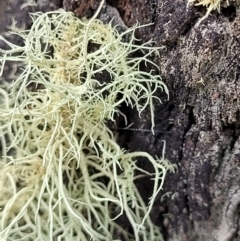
top-left (0, 3), bottom-right (174, 241)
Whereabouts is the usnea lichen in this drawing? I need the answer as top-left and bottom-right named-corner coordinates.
top-left (0, 3), bottom-right (174, 241)
top-left (188, 0), bottom-right (228, 26)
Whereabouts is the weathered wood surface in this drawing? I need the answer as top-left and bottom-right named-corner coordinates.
top-left (2, 0), bottom-right (240, 240)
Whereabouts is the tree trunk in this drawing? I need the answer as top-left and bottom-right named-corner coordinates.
top-left (2, 0), bottom-right (240, 240)
top-left (106, 1), bottom-right (240, 240)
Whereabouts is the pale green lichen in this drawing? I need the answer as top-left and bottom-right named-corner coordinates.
top-left (187, 0), bottom-right (229, 26)
top-left (0, 3), bottom-right (175, 241)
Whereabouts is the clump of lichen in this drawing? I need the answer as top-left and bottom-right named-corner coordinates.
top-left (0, 4), bottom-right (174, 241)
top-left (187, 0), bottom-right (228, 26)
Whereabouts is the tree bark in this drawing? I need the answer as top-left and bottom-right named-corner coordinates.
top-left (92, 1), bottom-right (240, 240)
top-left (106, 1), bottom-right (240, 240)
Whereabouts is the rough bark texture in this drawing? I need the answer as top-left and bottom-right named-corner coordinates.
top-left (2, 0), bottom-right (240, 240)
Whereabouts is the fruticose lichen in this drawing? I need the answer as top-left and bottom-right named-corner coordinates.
top-left (188, 0), bottom-right (228, 26)
top-left (0, 4), bottom-right (174, 241)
